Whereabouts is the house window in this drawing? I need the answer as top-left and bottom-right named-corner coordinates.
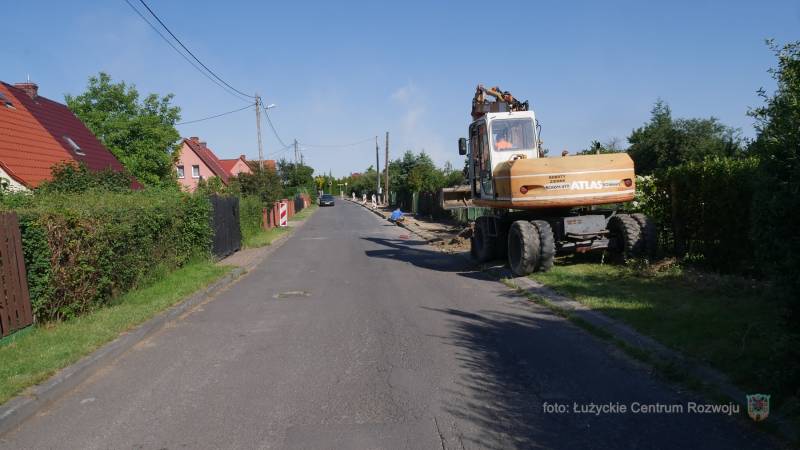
top-left (63, 136), bottom-right (85, 155)
top-left (192, 165), bottom-right (200, 178)
top-left (176, 165), bottom-right (185, 179)
top-left (0, 93), bottom-right (13, 109)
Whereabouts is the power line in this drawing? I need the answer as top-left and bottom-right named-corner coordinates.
top-left (135, 0), bottom-right (255, 99)
top-left (261, 102), bottom-right (290, 148)
top-left (266, 142), bottom-right (294, 157)
top-left (299, 137), bottom-right (374, 148)
top-left (176, 103), bottom-right (255, 125)
top-left (122, 0), bottom-right (250, 103)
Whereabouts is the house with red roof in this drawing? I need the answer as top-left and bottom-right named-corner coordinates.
top-left (176, 139), bottom-right (280, 191)
top-left (175, 137), bottom-right (233, 191)
top-left (262, 159), bottom-right (277, 172)
top-left (218, 155), bottom-right (253, 178)
top-left (0, 81), bottom-right (128, 190)
top-left (219, 156), bottom-right (277, 176)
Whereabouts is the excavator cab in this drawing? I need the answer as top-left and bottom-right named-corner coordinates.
top-left (443, 84), bottom-right (541, 210)
top-left (468, 111), bottom-right (540, 200)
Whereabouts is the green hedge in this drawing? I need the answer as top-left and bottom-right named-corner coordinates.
top-left (5, 190), bottom-right (212, 321)
top-left (635, 157), bottom-right (758, 273)
top-left (239, 195), bottom-right (265, 243)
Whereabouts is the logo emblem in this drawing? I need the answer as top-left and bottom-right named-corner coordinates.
top-left (746, 394), bottom-right (770, 421)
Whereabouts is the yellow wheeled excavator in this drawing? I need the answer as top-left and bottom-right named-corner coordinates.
top-left (447, 84), bottom-right (655, 275)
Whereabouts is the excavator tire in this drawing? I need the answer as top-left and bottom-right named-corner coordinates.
top-left (471, 217), bottom-right (495, 262)
top-left (631, 213), bottom-right (657, 259)
top-left (607, 214), bottom-right (641, 262)
top-left (531, 220), bottom-right (555, 272)
top-left (508, 220), bottom-right (540, 276)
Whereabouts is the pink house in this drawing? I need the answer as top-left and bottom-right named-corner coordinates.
top-left (219, 155), bottom-right (252, 177)
top-left (175, 137), bottom-right (230, 191)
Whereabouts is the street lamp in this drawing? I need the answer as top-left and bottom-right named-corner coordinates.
top-left (255, 99), bottom-right (278, 169)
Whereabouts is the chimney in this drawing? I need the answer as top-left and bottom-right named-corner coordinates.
top-left (14, 82), bottom-right (39, 99)
top-left (189, 136), bottom-right (200, 142)
top-left (199, 141), bottom-right (207, 148)
top-left (240, 154), bottom-right (246, 160)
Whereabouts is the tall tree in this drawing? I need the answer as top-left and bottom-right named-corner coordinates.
top-left (228, 164), bottom-right (283, 205)
top-left (626, 100), bottom-right (743, 174)
top-left (277, 159), bottom-right (315, 195)
top-left (748, 40), bottom-right (800, 315)
top-left (407, 152), bottom-right (444, 193)
top-left (65, 72), bottom-right (181, 188)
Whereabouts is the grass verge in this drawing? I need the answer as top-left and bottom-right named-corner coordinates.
top-left (241, 205), bottom-right (317, 248)
top-left (291, 204), bottom-right (318, 222)
top-left (0, 260), bottom-right (230, 405)
top-left (242, 227), bottom-right (290, 248)
top-left (529, 259), bottom-right (799, 425)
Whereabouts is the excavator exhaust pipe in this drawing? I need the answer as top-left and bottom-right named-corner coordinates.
top-left (440, 185), bottom-right (473, 210)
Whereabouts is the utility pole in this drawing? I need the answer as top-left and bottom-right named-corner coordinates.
top-left (384, 131), bottom-right (389, 205)
top-left (293, 139), bottom-right (299, 184)
top-left (375, 136), bottom-right (380, 201)
top-left (255, 94), bottom-right (264, 169)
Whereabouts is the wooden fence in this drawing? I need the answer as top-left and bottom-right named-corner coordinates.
top-left (0, 212), bottom-right (33, 337)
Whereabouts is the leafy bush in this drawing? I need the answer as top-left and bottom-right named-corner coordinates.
top-left (36, 162), bottom-right (134, 194)
top-left (228, 165), bottom-right (284, 205)
top-left (195, 176), bottom-right (227, 196)
top-left (5, 190), bottom-right (212, 321)
top-left (239, 195), bottom-right (265, 243)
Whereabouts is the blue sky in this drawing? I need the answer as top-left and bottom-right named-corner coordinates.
top-left (3, 1), bottom-right (798, 176)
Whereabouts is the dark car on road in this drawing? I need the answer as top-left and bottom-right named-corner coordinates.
top-left (319, 194), bottom-right (335, 207)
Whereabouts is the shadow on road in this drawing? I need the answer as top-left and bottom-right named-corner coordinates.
top-left (361, 236), bottom-right (492, 281)
top-left (424, 305), bottom-right (572, 449)
top-left (422, 304), bottom-right (781, 450)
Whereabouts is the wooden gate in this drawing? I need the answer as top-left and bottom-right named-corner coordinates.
top-left (0, 212), bottom-right (33, 337)
top-left (209, 195), bottom-right (242, 259)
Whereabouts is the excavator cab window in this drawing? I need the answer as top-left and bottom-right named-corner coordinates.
top-left (490, 118), bottom-right (536, 151)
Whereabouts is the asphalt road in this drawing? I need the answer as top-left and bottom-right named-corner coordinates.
top-left (0, 200), bottom-right (780, 449)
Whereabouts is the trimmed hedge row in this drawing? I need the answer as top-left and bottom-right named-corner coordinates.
top-left (5, 190), bottom-right (212, 321)
top-left (239, 195), bottom-right (265, 244)
top-left (635, 157), bottom-right (759, 273)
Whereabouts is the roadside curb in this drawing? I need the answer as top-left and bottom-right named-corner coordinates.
top-left (345, 198), bottom-right (441, 242)
top-left (0, 209), bottom-right (315, 437)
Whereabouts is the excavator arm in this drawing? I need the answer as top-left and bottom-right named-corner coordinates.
top-left (471, 84), bottom-right (529, 119)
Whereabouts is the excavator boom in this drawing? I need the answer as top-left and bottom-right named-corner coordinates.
top-left (471, 84), bottom-right (529, 120)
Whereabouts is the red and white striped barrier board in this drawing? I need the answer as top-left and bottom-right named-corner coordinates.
top-left (279, 201), bottom-right (288, 227)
